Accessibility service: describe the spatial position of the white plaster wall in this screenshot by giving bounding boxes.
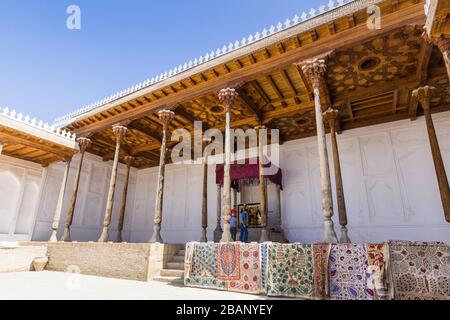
[32,152,138,243]
[0,156,44,241]
[128,111,450,244]
[2,111,449,244]
[281,111,450,244]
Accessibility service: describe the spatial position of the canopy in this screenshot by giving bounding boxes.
[216,159,282,190]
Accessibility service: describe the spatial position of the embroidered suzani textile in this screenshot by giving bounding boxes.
[267,243,315,299]
[217,243,241,281]
[329,244,371,300]
[313,244,331,299]
[184,242,226,290]
[227,242,264,294]
[366,244,393,300]
[389,242,450,300]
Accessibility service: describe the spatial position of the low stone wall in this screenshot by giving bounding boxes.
[0,244,48,272]
[20,242,183,282]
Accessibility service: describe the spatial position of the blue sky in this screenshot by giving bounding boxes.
[0,0,324,123]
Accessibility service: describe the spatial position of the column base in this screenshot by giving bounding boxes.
[323,219,338,243]
[116,231,123,243]
[49,230,58,243]
[200,228,208,242]
[98,227,109,243]
[213,227,223,243]
[220,223,232,243]
[149,224,164,243]
[259,228,270,243]
[60,228,71,242]
[339,226,351,243]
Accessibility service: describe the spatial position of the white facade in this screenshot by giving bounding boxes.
[1,111,449,244]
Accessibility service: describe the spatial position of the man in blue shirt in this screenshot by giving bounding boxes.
[230,209,237,242]
[239,206,249,243]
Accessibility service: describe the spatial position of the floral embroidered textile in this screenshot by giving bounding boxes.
[217,243,241,280]
[228,242,263,294]
[389,242,450,300]
[329,244,370,300]
[267,243,315,299]
[184,242,226,290]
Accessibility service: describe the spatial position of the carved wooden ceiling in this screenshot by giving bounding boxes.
[62,0,450,169]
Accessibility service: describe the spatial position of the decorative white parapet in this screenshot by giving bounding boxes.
[0,107,77,149]
[54,0,366,126]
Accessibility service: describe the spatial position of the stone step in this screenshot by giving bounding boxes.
[171,255,185,263]
[167,262,184,270]
[153,276,184,285]
[160,269,185,278]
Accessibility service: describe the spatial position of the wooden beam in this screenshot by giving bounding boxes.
[128,122,162,144]
[267,75,284,99]
[281,69,298,96]
[70,5,425,134]
[236,88,263,124]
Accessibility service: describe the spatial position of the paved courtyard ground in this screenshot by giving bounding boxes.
[0,272,279,300]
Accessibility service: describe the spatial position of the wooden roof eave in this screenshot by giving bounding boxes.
[68,1,426,135]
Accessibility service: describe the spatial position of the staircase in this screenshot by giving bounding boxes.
[153,248,185,285]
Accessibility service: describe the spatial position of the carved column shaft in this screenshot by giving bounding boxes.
[98,125,128,242]
[200,159,208,242]
[219,88,238,242]
[116,156,133,243]
[49,157,72,242]
[413,86,450,223]
[150,110,175,243]
[214,183,223,242]
[302,59,338,243]
[61,137,91,242]
[256,126,269,242]
[324,108,350,243]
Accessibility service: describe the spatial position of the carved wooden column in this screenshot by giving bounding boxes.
[200,159,209,242]
[273,184,286,242]
[413,86,450,223]
[219,88,238,242]
[433,36,450,82]
[302,59,338,243]
[324,108,350,243]
[150,110,175,243]
[61,137,91,242]
[213,183,223,242]
[49,157,72,242]
[256,125,269,242]
[98,125,128,242]
[116,155,134,243]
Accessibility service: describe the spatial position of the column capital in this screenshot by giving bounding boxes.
[124,155,134,166]
[301,59,327,88]
[432,35,450,54]
[157,110,175,127]
[412,86,436,111]
[323,108,339,129]
[218,88,239,112]
[254,125,267,131]
[77,137,92,153]
[112,125,128,141]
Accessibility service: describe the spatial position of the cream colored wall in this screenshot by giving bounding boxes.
[0,156,44,241]
[2,111,450,244]
[32,152,138,242]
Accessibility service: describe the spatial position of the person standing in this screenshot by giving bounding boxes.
[240,205,249,243]
[230,209,237,242]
